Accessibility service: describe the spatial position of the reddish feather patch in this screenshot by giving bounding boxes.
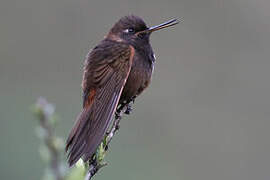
[84,89,96,108]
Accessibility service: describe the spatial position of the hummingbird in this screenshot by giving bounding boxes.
[66,15,178,166]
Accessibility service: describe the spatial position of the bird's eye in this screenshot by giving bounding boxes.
[124,28,135,33]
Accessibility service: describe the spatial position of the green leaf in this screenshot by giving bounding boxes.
[66,159,87,180]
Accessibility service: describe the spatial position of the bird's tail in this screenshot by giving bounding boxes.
[66,84,123,166]
[65,107,93,166]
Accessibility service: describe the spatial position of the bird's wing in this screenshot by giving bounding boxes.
[66,40,134,166]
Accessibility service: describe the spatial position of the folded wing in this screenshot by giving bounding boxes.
[66,40,134,166]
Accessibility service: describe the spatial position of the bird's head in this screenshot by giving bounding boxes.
[107,15,179,47]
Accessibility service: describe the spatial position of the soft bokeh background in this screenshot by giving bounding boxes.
[1,0,270,179]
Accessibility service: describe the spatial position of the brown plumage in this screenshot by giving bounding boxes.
[66,15,178,166]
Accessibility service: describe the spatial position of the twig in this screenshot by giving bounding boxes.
[34,97,64,180]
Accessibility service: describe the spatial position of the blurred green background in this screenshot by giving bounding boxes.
[1,0,270,179]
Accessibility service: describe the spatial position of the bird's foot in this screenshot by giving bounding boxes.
[124,96,136,115]
[124,104,132,114]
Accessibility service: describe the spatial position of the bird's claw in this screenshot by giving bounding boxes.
[124,104,132,114]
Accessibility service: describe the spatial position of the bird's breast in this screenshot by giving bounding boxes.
[120,51,154,102]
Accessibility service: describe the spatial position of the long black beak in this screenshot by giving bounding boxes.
[137,18,179,35]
